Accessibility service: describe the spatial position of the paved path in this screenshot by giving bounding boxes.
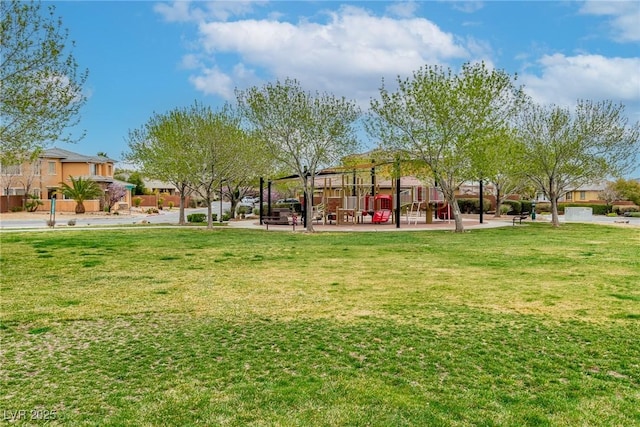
[2,209,638,232]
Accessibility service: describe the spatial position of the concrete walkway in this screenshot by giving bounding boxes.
[2,209,638,232]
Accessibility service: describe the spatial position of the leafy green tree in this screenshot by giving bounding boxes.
[237,78,361,231]
[126,106,197,225]
[367,62,524,232]
[518,100,640,226]
[58,176,103,214]
[611,178,640,206]
[188,103,243,228]
[1,0,88,165]
[475,128,529,217]
[219,130,273,219]
[123,171,146,196]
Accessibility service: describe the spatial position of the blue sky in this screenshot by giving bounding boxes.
[52,1,640,176]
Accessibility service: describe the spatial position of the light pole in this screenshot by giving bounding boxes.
[531,199,537,220]
[303,166,309,228]
[479,179,484,224]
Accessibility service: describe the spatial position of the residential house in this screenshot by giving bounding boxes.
[1,147,133,213]
[559,181,607,203]
[143,179,179,195]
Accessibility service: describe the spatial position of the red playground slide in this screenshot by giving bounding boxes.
[372,209,391,224]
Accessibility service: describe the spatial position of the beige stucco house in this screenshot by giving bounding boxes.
[1,148,133,213]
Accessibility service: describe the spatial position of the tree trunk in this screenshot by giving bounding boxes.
[452,199,464,232]
[178,194,186,225]
[206,198,214,229]
[550,196,560,227]
[439,180,464,233]
[494,186,502,218]
[305,187,314,232]
[75,202,85,214]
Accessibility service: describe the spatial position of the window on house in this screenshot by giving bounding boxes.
[579,191,586,200]
[566,192,573,201]
[33,160,41,176]
[0,164,21,175]
[89,163,97,175]
[107,164,112,176]
[48,162,56,175]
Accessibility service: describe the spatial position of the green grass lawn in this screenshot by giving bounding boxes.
[1,224,639,426]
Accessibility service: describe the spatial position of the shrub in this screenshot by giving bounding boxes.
[25,195,43,212]
[499,205,511,215]
[502,200,522,214]
[237,205,249,215]
[534,202,551,214]
[456,198,474,214]
[187,213,206,223]
[628,212,640,218]
[10,206,24,212]
[456,198,492,214]
[133,197,142,207]
[222,212,231,221]
[520,200,533,213]
[614,206,639,215]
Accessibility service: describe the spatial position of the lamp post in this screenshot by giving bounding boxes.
[303,166,308,229]
[479,179,484,224]
[531,199,537,220]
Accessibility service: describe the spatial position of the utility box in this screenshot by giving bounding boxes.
[565,207,593,222]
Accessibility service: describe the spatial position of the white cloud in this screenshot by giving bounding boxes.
[153,1,196,23]
[579,0,640,42]
[189,5,470,103]
[521,54,640,110]
[386,1,420,18]
[180,53,202,70]
[154,1,265,23]
[189,66,235,98]
[450,1,485,14]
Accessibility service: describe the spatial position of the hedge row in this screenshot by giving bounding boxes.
[499,200,533,214]
[456,198,492,214]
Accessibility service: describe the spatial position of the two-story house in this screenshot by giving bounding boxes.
[1,147,132,213]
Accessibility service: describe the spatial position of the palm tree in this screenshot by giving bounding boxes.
[58,176,104,214]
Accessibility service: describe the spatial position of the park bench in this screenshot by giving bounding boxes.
[263,208,298,230]
[512,211,530,225]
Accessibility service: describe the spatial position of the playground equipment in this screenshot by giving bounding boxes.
[406,201,425,225]
[436,202,452,220]
[372,194,392,224]
[260,161,452,228]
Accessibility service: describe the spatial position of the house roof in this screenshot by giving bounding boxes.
[112,179,136,190]
[571,181,608,191]
[41,147,115,163]
[143,179,178,190]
